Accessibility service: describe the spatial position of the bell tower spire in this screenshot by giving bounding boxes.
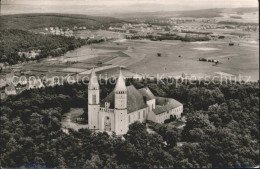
[114,68,128,135]
[115,68,127,93]
[88,68,99,90]
[88,68,100,130]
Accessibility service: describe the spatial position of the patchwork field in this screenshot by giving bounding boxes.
[122,39,258,81]
[15,32,258,82]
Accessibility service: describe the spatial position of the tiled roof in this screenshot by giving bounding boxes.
[152,97,182,115]
[101,85,147,113]
[138,87,155,101]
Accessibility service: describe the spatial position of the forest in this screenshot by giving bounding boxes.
[1,78,259,168]
[0,13,124,30]
[126,34,210,42]
[0,29,104,65]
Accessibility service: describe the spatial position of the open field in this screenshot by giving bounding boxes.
[14,34,258,82]
[7,17,258,82]
[123,39,258,81]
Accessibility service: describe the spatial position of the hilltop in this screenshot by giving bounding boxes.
[0,13,126,30]
[111,7,258,19]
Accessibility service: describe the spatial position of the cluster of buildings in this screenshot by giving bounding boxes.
[88,69,183,135]
[0,70,62,99]
[40,27,74,36]
[109,21,218,38]
[241,25,259,32]
[169,18,196,24]
[73,26,87,30]
[17,50,41,59]
[108,23,169,36]
[200,18,217,24]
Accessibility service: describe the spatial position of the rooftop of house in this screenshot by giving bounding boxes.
[152,97,183,115]
[138,87,155,101]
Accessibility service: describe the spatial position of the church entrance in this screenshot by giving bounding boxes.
[104,116,111,131]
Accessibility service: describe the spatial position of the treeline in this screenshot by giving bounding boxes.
[126,34,210,42]
[181,30,213,35]
[1,78,259,168]
[218,21,259,26]
[0,29,104,65]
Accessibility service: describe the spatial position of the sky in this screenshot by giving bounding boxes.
[1,0,259,15]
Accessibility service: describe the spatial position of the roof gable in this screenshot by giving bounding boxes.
[138,87,155,101]
[153,97,182,115]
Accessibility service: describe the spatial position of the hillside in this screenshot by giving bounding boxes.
[0,13,126,30]
[112,7,258,19]
[0,29,91,65]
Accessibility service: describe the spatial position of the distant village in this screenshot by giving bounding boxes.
[107,18,258,39]
[35,17,258,42]
[0,70,65,99]
[39,26,74,36]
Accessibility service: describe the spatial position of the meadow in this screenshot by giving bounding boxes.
[16,35,259,82]
[124,39,259,81]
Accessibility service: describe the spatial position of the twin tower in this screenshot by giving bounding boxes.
[88,68,128,135]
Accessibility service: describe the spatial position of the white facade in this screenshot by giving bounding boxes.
[88,69,100,130]
[88,69,183,135]
[148,105,183,124]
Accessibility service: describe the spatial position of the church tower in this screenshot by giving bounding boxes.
[88,68,100,130]
[114,69,128,135]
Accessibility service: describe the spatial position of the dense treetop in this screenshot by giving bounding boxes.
[0,29,103,65]
[0,13,125,30]
[1,79,259,168]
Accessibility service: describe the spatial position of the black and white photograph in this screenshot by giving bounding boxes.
[0,0,259,168]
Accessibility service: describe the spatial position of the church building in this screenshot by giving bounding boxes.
[88,69,183,135]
